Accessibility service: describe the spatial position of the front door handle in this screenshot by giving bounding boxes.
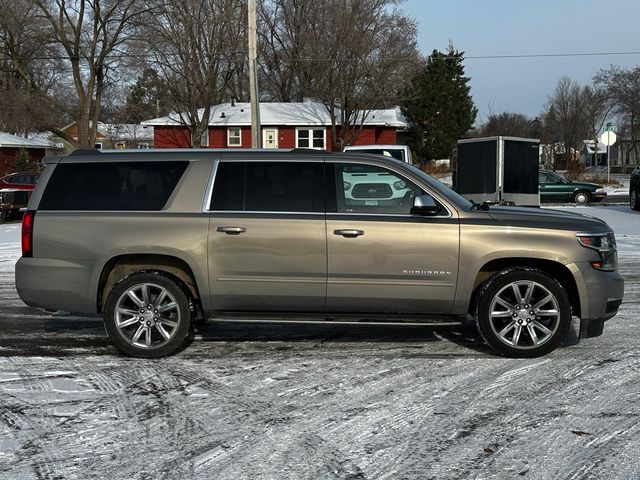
[333,229,364,238]
[216,226,247,235]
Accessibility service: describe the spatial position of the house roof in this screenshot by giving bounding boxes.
[59,122,154,141]
[0,131,53,149]
[583,140,607,154]
[142,101,408,129]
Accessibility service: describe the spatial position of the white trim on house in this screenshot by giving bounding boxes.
[227,127,242,147]
[295,127,326,150]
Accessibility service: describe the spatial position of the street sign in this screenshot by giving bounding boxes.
[599,131,617,146]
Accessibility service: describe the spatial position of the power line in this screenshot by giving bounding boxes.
[2,50,640,62]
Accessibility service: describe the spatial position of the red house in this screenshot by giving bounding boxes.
[0,132,52,177]
[142,101,407,151]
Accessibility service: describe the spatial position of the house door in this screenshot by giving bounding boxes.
[262,129,279,148]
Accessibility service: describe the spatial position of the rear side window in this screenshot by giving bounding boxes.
[210,161,324,212]
[39,161,188,210]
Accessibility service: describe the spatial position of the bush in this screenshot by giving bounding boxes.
[564,158,584,180]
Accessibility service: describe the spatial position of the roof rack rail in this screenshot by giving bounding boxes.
[289,148,329,154]
[69,149,102,156]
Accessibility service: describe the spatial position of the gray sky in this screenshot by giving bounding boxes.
[403,0,640,124]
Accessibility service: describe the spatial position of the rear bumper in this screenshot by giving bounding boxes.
[15,257,97,313]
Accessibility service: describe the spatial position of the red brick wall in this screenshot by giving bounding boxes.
[0,147,46,177]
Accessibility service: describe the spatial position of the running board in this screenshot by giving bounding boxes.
[205,314,466,328]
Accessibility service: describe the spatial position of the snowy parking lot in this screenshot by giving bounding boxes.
[1,205,640,479]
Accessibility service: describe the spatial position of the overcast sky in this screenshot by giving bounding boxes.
[403,0,640,124]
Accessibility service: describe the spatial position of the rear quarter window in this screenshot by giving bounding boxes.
[39,161,188,210]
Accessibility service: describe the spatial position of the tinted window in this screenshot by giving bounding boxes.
[333,163,424,214]
[211,162,244,210]
[210,161,324,212]
[39,161,188,210]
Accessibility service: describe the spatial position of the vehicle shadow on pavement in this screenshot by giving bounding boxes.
[188,319,495,357]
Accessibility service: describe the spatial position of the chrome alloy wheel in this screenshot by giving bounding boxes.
[114,283,181,349]
[488,280,561,349]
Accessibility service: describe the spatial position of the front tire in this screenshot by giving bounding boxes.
[630,189,640,211]
[104,272,191,358]
[475,268,571,358]
[572,190,590,205]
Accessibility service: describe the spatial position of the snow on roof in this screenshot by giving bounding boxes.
[142,101,407,129]
[0,131,53,148]
[98,123,154,141]
[583,140,607,154]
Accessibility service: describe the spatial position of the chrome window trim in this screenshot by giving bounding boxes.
[201,161,220,213]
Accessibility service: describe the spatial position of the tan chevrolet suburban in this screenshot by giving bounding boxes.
[15,149,623,358]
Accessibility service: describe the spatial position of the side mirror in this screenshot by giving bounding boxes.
[411,194,440,216]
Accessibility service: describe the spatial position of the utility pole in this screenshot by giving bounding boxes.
[248,0,261,148]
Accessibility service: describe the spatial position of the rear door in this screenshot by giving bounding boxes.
[207,158,327,311]
[325,161,460,314]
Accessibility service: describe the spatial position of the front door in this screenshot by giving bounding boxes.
[325,162,460,314]
[208,159,326,311]
[262,129,279,149]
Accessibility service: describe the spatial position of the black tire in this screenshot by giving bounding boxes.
[104,272,191,358]
[572,190,590,205]
[630,189,640,211]
[475,268,571,358]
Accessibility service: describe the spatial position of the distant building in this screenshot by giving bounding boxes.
[141,101,407,150]
[0,132,53,177]
[580,140,609,167]
[53,122,155,151]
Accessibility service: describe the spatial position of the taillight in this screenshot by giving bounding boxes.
[21,210,35,257]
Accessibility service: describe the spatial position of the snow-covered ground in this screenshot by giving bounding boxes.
[0,206,639,479]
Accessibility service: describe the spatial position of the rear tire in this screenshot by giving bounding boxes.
[475,268,571,358]
[630,189,640,211]
[104,272,191,358]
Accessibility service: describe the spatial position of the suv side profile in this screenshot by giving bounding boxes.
[16,150,623,358]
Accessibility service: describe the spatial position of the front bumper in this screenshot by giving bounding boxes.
[572,262,624,338]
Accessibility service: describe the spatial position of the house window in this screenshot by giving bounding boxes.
[296,128,325,150]
[200,129,209,147]
[116,142,126,149]
[137,143,150,149]
[227,127,241,147]
[94,143,102,150]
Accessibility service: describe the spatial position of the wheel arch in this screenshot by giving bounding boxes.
[97,254,202,313]
[469,258,580,318]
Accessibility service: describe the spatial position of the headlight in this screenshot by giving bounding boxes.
[576,232,617,271]
[595,187,605,194]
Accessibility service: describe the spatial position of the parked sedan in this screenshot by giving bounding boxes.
[630,165,640,211]
[539,170,606,204]
[0,172,41,190]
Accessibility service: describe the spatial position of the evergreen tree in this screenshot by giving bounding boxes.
[402,46,477,162]
[124,68,171,123]
[15,148,29,172]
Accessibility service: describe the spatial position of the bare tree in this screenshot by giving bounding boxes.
[260,0,421,150]
[139,0,246,147]
[542,77,592,169]
[594,65,640,164]
[474,112,541,138]
[1,0,146,147]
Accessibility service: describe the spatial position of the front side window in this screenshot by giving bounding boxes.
[296,128,325,150]
[210,161,324,212]
[227,128,241,147]
[332,163,427,215]
[39,161,189,211]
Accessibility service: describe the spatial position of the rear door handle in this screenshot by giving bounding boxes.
[216,226,247,235]
[333,229,364,238]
